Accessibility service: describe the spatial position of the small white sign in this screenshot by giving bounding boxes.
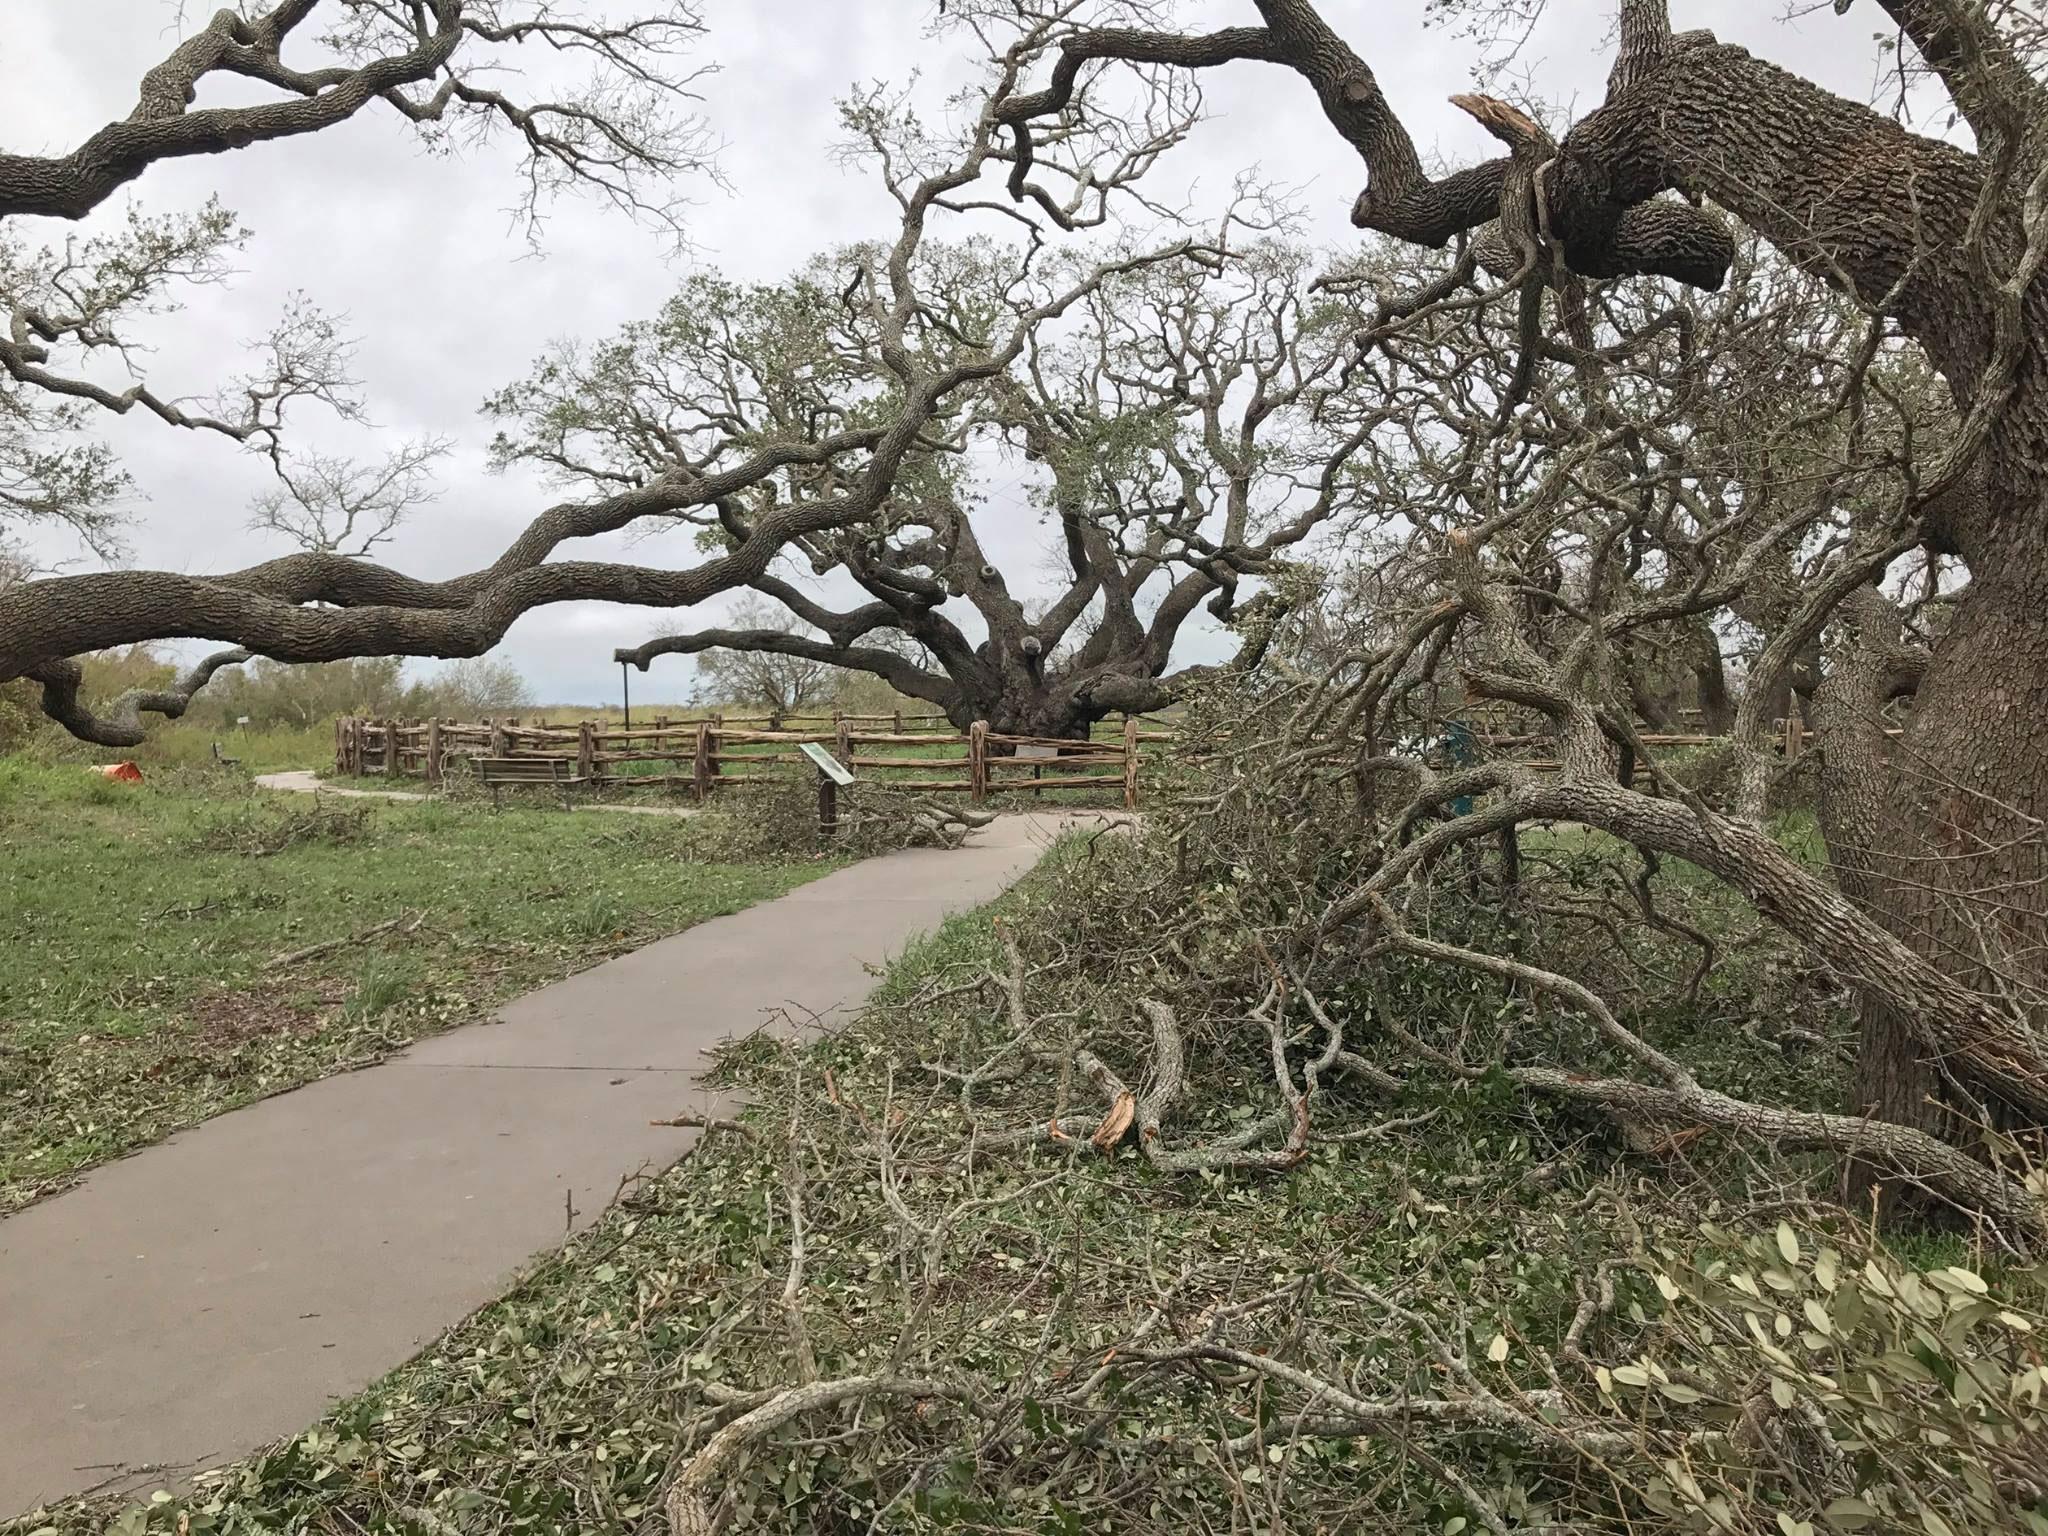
[799,741,855,785]
[1016,743,1061,760]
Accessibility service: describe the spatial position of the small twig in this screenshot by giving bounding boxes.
[260,910,423,971]
[147,898,221,923]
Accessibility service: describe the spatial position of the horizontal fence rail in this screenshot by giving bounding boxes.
[334,712,1150,808]
[333,706,1834,810]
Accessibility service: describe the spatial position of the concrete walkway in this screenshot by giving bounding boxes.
[255,768,699,818]
[0,814,1084,1517]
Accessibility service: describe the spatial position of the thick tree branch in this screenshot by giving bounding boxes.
[617,624,952,707]
[27,647,251,747]
[0,3,466,220]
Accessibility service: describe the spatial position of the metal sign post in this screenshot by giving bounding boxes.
[799,740,856,836]
[620,661,632,727]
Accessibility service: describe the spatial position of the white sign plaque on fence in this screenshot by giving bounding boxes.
[799,741,856,785]
[1015,743,1061,761]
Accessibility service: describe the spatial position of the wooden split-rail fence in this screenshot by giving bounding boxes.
[332,705,1828,809]
[334,711,1149,808]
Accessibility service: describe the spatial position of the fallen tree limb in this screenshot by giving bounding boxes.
[1367,905,2048,1249]
[260,910,423,971]
[663,1375,960,1533]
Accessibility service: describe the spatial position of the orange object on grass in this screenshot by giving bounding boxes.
[91,762,144,783]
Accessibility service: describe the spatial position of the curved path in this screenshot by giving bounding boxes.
[256,768,699,817]
[0,813,1087,1516]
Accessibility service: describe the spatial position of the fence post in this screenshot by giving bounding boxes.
[693,721,712,800]
[836,716,854,771]
[490,715,508,759]
[892,707,902,733]
[1782,713,1803,761]
[1122,716,1140,810]
[969,721,988,806]
[577,720,597,785]
[426,719,443,785]
[380,719,396,776]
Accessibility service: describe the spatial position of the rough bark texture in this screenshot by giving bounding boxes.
[1812,589,1951,1204]
[1857,531,2048,1148]
[1008,0,2048,1219]
[1627,28,2048,1175]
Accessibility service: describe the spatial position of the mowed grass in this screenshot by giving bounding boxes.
[0,757,837,1212]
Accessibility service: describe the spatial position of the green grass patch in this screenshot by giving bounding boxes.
[0,757,837,1212]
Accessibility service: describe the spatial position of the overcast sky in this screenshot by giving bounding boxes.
[1,1,1902,706]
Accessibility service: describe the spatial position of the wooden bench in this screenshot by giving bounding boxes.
[473,756,589,808]
[211,741,242,769]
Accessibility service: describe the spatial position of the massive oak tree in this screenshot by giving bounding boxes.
[610,242,1376,737]
[986,0,2048,1205]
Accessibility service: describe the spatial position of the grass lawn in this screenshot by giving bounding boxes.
[0,757,837,1213]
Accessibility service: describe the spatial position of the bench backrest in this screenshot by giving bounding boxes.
[474,757,572,781]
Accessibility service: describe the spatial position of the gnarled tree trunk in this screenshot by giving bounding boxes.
[1852,510,2048,1166]
[991,0,2048,1221]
